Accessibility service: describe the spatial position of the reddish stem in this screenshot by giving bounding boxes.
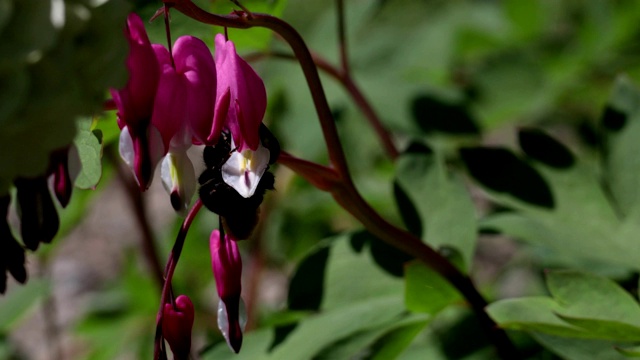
[154,199,203,360]
[245,50,399,160]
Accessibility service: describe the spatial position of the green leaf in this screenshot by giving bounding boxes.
[546,270,640,341]
[73,119,103,189]
[395,152,477,270]
[268,295,405,360]
[0,279,49,331]
[371,315,431,360]
[321,235,402,310]
[200,328,274,360]
[479,159,640,269]
[532,333,631,360]
[603,76,640,216]
[404,260,461,315]
[616,345,640,357]
[487,297,588,338]
[316,314,430,360]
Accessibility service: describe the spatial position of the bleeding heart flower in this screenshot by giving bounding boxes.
[210,229,245,353]
[211,33,267,152]
[109,13,162,190]
[162,295,195,360]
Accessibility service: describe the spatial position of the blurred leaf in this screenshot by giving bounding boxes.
[370,315,430,360]
[532,333,630,360]
[201,328,274,360]
[0,279,49,331]
[489,270,640,344]
[76,254,157,360]
[404,260,461,315]
[603,76,640,216]
[268,295,405,360]
[315,314,428,360]
[487,297,589,338]
[616,345,640,357]
[502,0,545,40]
[547,270,640,341]
[395,151,477,270]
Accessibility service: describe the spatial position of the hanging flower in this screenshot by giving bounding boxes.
[153,35,216,212]
[109,13,162,191]
[162,294,195,360]
[210,229,245,353]
[211,33,267,152]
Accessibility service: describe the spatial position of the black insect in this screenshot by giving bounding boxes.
[198,125,280,240]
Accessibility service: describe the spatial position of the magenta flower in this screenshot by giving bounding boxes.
[162,295,195,360]
[210,229,245,353]
[152,36,216,212]
[152,36,217,149]
[109,13,162,191]
[211,34,267,152]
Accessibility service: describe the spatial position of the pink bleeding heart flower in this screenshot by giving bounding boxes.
[210,229,245,353]
[153,36,216,212]
[162,295,195,360]
[109,13,162,191]
[152,36,217,149]
[211,33,267,152]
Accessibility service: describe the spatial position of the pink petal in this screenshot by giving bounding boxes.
[210,229,242,301]
[172,36,217,145]
[162,295,194,360]
[113,14,159,126]
[214,34,266,151]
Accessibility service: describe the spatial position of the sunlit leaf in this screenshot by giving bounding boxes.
[395,151,477,270]
[73,119,103,189]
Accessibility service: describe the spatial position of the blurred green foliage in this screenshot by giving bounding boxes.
[5,0,640,359]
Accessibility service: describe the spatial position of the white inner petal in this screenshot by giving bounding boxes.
[118,126,134,169]
[221,140,270,198]
[161,149,196,214]
[217,299,247,352]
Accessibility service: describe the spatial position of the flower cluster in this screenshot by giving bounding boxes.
[110,13,278,357]
[110,14,270,214]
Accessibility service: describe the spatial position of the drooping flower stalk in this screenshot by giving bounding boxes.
[154,200,203,360]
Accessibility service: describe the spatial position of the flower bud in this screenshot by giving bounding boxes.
[162,295,194,360]
[210,229,244,352]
